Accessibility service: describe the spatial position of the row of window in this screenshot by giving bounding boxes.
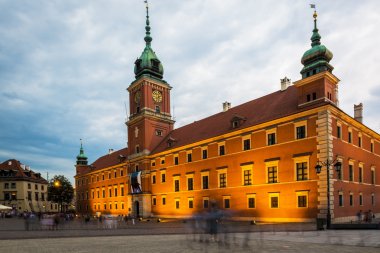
[78,184,126,200]
[77,169,125,186]
[26,191,45,201]
[152,161,310,191]
[151,192,309,209]
[338,192,376,207]
[3,182,45,191]
[339,164,376,184]
[77,202,126,211]
[152,125,307,167]
[336,124,376,153]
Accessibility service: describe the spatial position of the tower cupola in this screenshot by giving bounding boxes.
[300,10,333,79]
[76,139,88,166]
[134,1,164,79]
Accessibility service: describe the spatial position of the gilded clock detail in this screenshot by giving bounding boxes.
[152,90,162,102]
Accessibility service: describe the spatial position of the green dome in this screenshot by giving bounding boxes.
[76,142,88,165]
[300,12,334,79]
[134,4,164,79]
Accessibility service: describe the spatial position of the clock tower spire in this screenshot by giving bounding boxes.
[127,2,174,162]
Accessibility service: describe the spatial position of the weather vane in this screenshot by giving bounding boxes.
[310,4,317,19]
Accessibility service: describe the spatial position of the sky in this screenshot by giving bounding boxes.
[1,0,380,183]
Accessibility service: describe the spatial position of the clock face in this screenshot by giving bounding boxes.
[152,90,162,102]
[134,91,141,103]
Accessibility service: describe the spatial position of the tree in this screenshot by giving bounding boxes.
[48,175,74,213]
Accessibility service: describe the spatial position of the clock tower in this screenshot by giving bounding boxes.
[126,3,174,165]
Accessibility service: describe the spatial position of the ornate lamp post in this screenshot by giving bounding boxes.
[315,158,342,229]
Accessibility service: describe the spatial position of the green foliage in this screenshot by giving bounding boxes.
[47,175,74,205]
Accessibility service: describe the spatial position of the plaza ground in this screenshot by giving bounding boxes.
[0,217,379,252]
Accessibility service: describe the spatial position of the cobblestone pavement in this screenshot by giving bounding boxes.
[0,217,379,252]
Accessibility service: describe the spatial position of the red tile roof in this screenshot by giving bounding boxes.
[90,147,128,171]
[0,159,48,183]
[151,85,329,154]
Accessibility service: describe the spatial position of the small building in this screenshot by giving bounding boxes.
[0,159,59,213]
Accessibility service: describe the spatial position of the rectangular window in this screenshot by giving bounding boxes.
[298,195,307,208]
[349,165,354,181]
[223,197,230,209]
[4,183,9,189]
[102,189,105,198]
[350,193,354,206]
[267,133,276,145]
[152,196,156,206]
[174,179,180,192]
[243,139,251,150]
[337,163,343,180]
[162,196,166,205]
[41,193,45,201]
[348,131,352,143]
[28,183,31,189]
[372,193,375,206]
[296,125,306,139]
[371,141,374,153]
[175,199,180,209]
[337,125,341,139]
[152,175,156,184]
[338,192,344,207]
[174,156,179,165]
[219,145,225,156]
[359,193,363,206]
[296,162,308,181]
[371,168,375,185]
[120,169,124,177]
[161,158,165,165]
[267,166,278,183]
[202,149,208,159]
[202,175,209,189]
[270,194,279,208]
[114,188,118,197]
[109,189,112,197]
[187,177,194,191]
[247,195,256,209]
[187,153,192,163]
[203,198,209,209]
[161,171,166,183]
[11,183,16,189]
[358,136,362,147]
[188,198,194,209]
[35,192,39,201]
[219,173,226,188]
[121,186,124,196]
[243,170,252,185]
[358,166,363,183]
[35,184,38,190]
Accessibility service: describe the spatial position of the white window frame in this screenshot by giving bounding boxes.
[242,135,251,151]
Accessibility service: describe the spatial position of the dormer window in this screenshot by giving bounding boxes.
[167,137,176,148]
[230,115,246,129]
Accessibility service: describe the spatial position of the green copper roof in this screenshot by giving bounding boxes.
[300,11,333,79]
[76,141,88,165]
[134,3,164,79]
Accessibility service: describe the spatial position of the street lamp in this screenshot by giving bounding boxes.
[315,157,342,229]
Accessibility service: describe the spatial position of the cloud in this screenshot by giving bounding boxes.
[1,0,380,183]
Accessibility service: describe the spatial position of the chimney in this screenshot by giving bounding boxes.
[354,103,363,123]
[280,77,291,91]
[108,149,114,154]
[223,102,231,112]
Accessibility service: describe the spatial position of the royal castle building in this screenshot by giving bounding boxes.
[75,6,380,223]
